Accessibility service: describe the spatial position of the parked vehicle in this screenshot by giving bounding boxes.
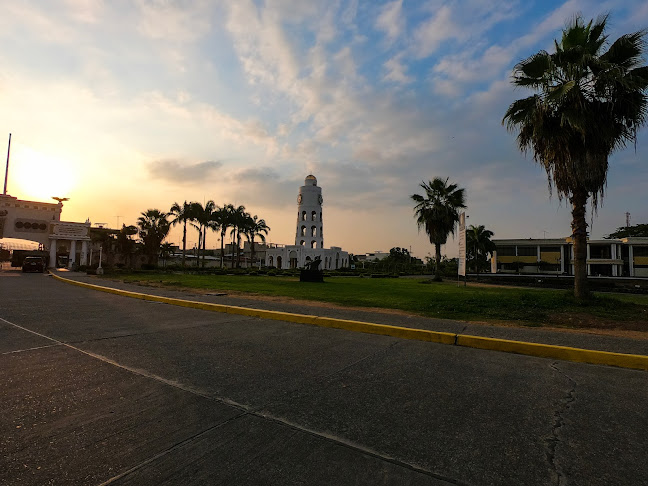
[22,256,46,273]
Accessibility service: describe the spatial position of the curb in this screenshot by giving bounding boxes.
[51,274,648,371]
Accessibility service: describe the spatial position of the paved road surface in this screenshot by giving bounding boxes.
[1,270,647,485]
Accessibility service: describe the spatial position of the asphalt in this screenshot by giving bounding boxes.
[2,269,648,485]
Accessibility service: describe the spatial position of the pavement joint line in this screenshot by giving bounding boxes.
[97,412,251,486]
[250,411,467,485]
[0,315,253,414]
[51,274,648,372]
[1,316,459,483]
[1,343,63,355]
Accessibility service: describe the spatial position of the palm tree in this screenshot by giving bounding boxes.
[213,204,233,268]
[159,242,175,268]
[244,215,270,267]
[411,177,466,281]
[503,15,648,300]
[188,201,216,268]
[137,209,171,266]
[466,225,496,278]
[169,201,193,267]
[228,205,248,268]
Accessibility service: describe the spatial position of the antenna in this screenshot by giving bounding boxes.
[625,212,631,228]
[3,133,11,195]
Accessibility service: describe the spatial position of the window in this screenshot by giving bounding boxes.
[300,240,305,246]
[517,246,536,257]
[633,246,648,257]
[311,241,316,248]
[311,226,317,237]
[301,211,307,221]
[301,226,306,237]
[497,246,516,256]
[311,211,317,221]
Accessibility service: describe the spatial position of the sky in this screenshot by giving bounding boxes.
[1,0,647,259]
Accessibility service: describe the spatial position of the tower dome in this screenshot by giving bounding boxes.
[305,174,317,186]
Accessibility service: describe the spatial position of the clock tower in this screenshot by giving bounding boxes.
[295,174,324,249]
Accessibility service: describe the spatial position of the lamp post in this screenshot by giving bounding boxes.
[97,245,104,275]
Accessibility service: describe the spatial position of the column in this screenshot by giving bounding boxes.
[68,240,77,269]
[49,239,57,268]
[586,242,591,276]
[80,241,88,266]
[611,244,617,277]
[629,245,634,277]
[560,246,565,274]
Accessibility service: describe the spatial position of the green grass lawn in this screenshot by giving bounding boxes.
[110,273,648,330]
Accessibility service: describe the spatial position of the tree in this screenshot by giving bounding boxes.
[169,201,193,267]
[228,205,248,268]
[189,201,216,268]
[411,177,466,281]
[503,15,648,300]
[137,209,170,266]
[213,204,233,268]
[466,225,496,277]
[389,247,411,262]
[606,223,648,239]
[244,215,270,267]
[115,224,138,269]
[159,242,175,268]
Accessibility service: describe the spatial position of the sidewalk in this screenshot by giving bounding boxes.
[53,271,648,357]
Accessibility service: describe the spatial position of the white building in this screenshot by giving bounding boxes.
[0,194,90,268]
[491,237,648,277]
[266,175,349,270]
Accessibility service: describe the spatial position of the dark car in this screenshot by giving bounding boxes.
[22,256,46,273]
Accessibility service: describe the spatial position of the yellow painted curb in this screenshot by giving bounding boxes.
[51,273,648,371]
[456,335,648,371]
[313,316,456,345]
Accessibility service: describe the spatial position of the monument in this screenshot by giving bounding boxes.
[266,174,349,270]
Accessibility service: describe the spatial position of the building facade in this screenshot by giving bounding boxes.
[266,175,349,270]
[0,194,91,268]
[491,237,648,277]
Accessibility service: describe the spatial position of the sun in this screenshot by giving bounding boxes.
[9,146,77,202]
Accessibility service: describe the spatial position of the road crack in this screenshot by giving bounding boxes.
[546,362,577,485]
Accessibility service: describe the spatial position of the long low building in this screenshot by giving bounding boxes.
[491,237,648,277]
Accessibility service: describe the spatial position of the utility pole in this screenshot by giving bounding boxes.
[3,133,11,195]
[625,212,631,228]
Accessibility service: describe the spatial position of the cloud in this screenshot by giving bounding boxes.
[383,53,412,84]
[148,159,223,183]
[136,0,211,42]
[375,0,404,44]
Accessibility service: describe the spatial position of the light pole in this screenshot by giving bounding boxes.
[97,245,104,275]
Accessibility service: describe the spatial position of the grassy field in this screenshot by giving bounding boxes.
[111,273,648,331]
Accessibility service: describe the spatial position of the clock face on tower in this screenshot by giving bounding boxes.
[297,194,302,204]
[318,194,323,204]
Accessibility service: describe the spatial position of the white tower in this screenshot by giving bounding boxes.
[295,174,324,249]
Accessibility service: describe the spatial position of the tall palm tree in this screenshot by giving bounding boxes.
[244,215,270,267]
[197,200,217,268]
[411,177,466,281]
[188,201,216,268]
[228,205,248,268]
[466,225,496,278]
[169,201,192,267]
[213,204,233,268]
[503,15,648,300]
[137,209,171,266]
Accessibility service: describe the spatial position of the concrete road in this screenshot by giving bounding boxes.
[1,270,647,485]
